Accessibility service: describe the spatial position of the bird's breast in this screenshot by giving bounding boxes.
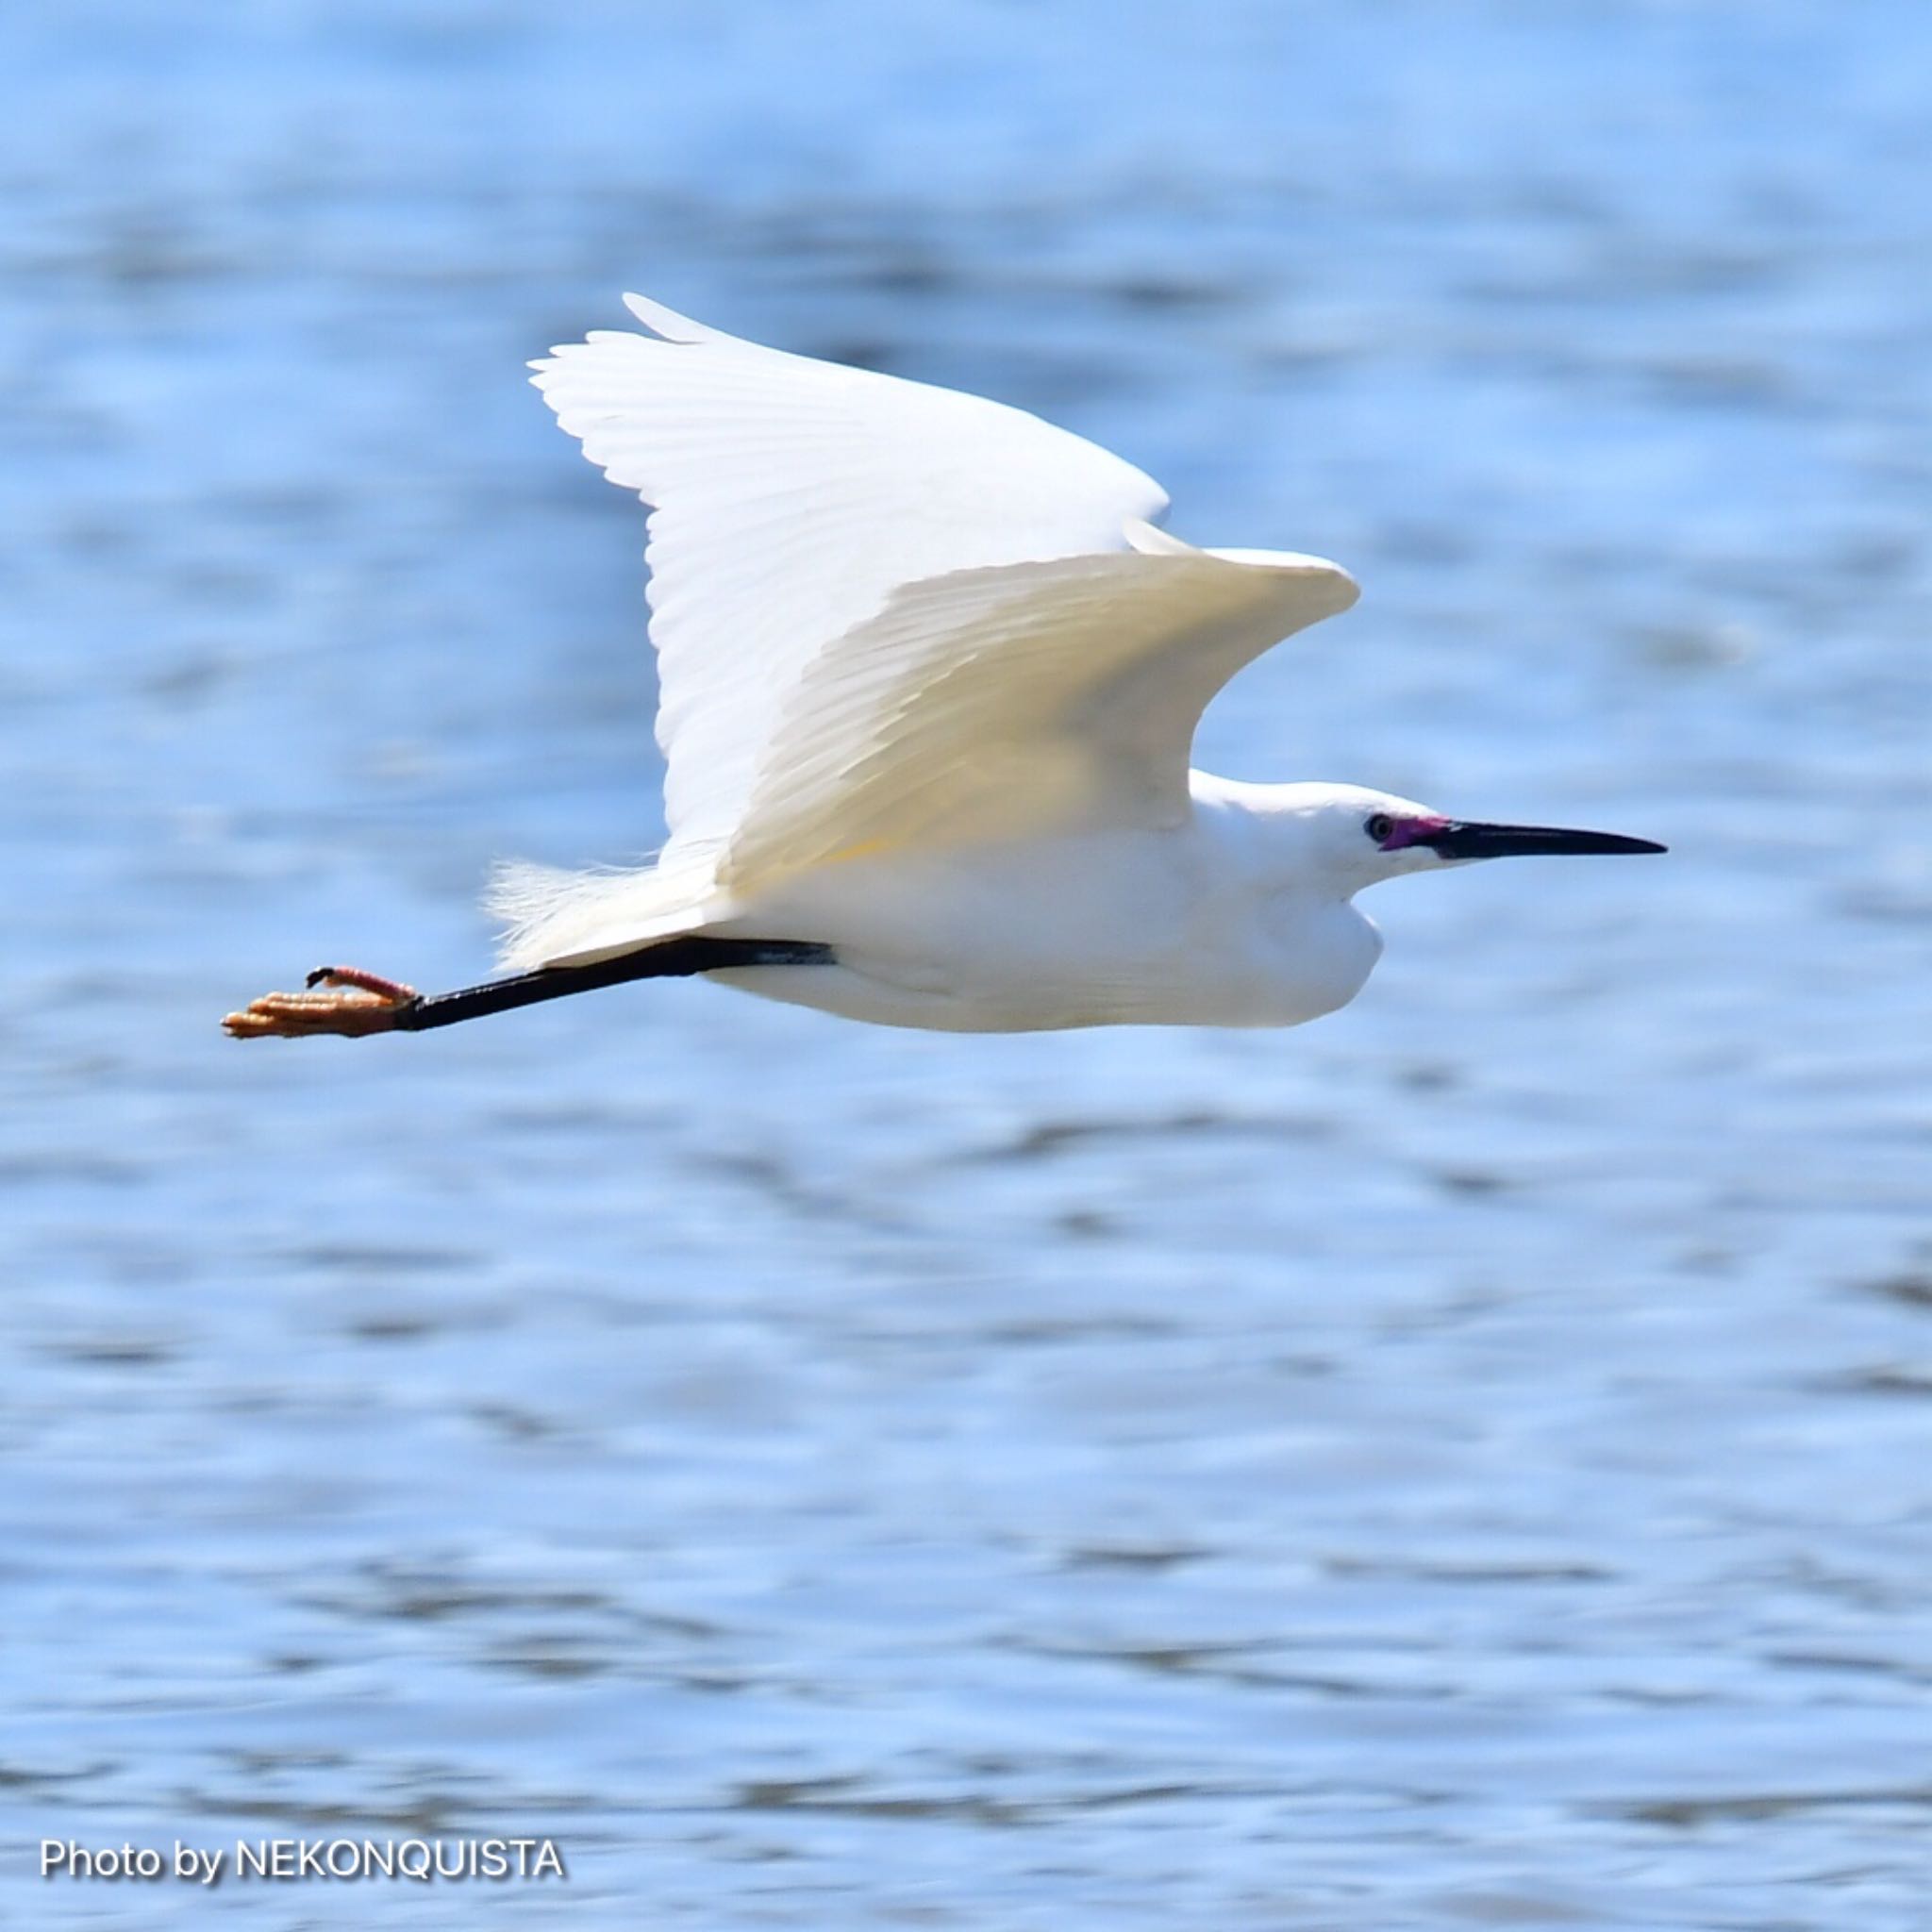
[714,830,1382,1032]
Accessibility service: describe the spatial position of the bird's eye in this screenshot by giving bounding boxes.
[1365,813,1395,843]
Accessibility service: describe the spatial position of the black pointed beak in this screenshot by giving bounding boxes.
[1420,821,1667,860]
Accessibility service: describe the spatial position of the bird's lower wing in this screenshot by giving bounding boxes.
[719,540,1358,895]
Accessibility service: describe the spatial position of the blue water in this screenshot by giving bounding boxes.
[4,2,1930,1924]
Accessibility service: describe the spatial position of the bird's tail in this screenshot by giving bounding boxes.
[485,858,727,973]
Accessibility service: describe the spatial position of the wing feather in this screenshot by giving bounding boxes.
[532,296,1170,865]
[721,544,1357,892]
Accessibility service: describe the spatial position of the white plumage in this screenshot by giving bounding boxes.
[493,292,1357,987]
[225,292,1660,1044]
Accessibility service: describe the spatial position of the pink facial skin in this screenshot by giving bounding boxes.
[1378,813,1451,852]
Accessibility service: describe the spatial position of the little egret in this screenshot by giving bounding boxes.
[225,294,1661,1041]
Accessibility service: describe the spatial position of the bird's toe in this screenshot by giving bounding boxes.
[222,982,415,1040]
[303,965,420,1001]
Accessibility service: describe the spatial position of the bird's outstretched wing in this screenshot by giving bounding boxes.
[722,535,1357,893]
[533,294,1171,868]
[510,295,1355,967]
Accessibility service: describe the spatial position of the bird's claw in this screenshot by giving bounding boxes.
[223,967,420,1040]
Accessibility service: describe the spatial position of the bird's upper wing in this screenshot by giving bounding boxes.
[719,533,1357,893]
[533,294,1172,867]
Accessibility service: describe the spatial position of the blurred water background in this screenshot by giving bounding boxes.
[3,2,1930,1925]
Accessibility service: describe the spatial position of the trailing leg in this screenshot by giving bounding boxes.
[222,939,835,1040]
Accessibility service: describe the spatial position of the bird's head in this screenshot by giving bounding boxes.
[1264,783,1666,895]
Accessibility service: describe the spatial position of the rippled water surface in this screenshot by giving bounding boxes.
[4,2,1931,1924]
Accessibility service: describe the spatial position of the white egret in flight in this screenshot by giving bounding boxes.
[225,294,1660,1041]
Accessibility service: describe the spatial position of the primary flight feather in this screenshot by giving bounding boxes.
[225,293,1659,1042]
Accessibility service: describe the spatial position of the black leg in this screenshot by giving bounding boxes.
[225,938,835,1039]
[392,938,836,1030]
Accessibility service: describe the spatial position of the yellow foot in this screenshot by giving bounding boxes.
[223,966,420,1040]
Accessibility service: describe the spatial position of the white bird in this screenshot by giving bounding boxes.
[225,292,1661,1042]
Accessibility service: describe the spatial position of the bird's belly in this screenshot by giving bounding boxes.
[708,836,1367,1033]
